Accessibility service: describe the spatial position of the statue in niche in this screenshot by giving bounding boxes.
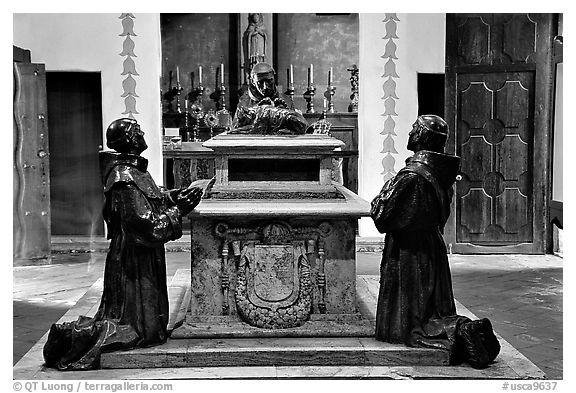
[42,118,203,371]
[232,62,310,135]
[243,13,268,72]
[370,114,501,369]
[238,15,269,108]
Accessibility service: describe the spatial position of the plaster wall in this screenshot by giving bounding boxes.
[358,13,446,237]
[13,13,164,184]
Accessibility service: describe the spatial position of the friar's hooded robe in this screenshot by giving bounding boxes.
[43,151,183,370]
[370,149,469,364]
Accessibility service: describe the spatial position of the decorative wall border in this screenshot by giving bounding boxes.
[380,14,400,182]
[119,13,139,119]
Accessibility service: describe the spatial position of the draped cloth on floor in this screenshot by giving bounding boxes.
[370,150,469,364]
[43,152,183,370]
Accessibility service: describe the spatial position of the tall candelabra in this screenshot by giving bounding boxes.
[216,84,227,111]
[324,85,336,113]
[285,65,296,110]
[175,80,183,113]
[304,84,316,114]
[188,84,205,142]
[324,67,336,113]
[163,70,184,113]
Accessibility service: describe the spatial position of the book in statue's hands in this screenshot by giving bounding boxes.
[187,177,216,196]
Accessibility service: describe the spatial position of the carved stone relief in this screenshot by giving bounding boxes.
[214,221,332,328]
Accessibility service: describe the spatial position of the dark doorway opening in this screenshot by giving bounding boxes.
[46,72,104,236]
[417,73,445,118]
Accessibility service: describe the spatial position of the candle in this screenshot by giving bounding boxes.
[198,66,203,85]
[220,63,224,85]
[176,66,180,84]
[290,64,294,85]
[307,67,311,86]
[310,64,314,85]
[328,67,333,86]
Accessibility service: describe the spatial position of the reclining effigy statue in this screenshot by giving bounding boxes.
[231,101,308,135]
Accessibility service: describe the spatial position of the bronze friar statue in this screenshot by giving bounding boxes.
[245,62,287,108]
[43,118,202,370]
[370,114,500,369]
[231,62,309,135]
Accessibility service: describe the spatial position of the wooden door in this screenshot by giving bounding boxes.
[13,62,51,262]
[445,14,556,254]
[46,72,104,236]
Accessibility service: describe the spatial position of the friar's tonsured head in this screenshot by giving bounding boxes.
[106,118,148,155]
[407,114,449,153]
[249,62,277,101]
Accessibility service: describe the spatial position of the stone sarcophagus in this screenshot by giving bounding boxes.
[173,133,371,337]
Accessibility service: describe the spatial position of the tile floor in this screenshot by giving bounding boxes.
[13,251,563,379]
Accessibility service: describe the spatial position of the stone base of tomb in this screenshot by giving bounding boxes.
[171,314,373,339]
[13,273,546,379]
[99,337,450,369]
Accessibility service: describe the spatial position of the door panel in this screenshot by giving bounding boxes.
[13,62,51,261]
[455,72,534,245]
[445,13,555,254]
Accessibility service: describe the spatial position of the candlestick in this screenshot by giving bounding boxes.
[284,65,295,109]
[304,84,316,114]
[198,66,203,85]
[324,84,336,113]
[310,64,314,85]
[220,63,224,85]
[183,98,191,141]
[175,76,183,114]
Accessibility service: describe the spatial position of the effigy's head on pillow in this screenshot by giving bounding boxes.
[231,105,309,135]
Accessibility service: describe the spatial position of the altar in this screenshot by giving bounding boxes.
[171,132,372,341]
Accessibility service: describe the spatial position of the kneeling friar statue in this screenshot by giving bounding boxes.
[370,114,501,369]
[43,118,203,371]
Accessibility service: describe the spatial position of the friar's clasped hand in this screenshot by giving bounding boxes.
[176,186,203,216]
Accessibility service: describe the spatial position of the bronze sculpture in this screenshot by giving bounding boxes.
[246,62,287,108]
[42,118,202,370]
[231,104,308,135]
[370,115,500,369]
[231,62,309,135]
